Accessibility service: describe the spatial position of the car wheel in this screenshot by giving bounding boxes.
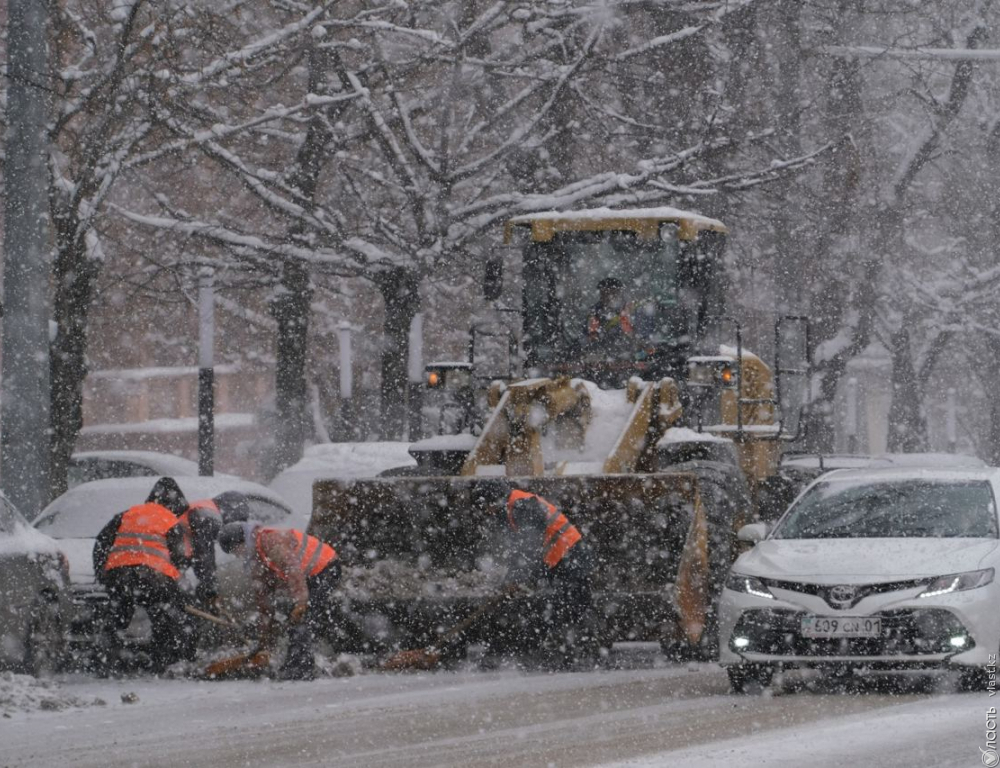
[26,599,66,677]
[960,668,989,692]
[727,664,774,694]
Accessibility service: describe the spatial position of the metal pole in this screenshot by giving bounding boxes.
[338,322,353,400]
[946,387,957,454]
[407,313,424,440]
[197,268,215,475]
[845,377,858,453]
[337,322,352,437]
[1,0,52,514]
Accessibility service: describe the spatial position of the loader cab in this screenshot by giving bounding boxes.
[499,209,728,387]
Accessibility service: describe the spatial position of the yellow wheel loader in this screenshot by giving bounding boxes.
[310,208,809,659]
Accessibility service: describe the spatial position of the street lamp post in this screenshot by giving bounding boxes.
[198,268,215,476]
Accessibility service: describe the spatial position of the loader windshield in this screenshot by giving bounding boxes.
[522,228,723,380]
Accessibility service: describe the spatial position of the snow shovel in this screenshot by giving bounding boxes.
[203,648,271,680]
[381,584,526,672]
[184,605,239,629]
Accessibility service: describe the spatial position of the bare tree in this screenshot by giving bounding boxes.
[119,0,831,468]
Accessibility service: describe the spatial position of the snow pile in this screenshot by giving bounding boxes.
[657,426,731,447]
[317,653,363,678]
[0,672,106,715]
[410,434,478,452]
[341,560,504,601]
[546,381,635,471]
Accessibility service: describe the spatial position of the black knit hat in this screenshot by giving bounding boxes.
[146,477,189,517]
[218,522,250,554]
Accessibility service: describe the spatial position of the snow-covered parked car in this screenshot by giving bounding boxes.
[761,452,989,522]
[268,441,416,520]
[0,491,70,675]
[720,467,1000,692]
[67,450,217,489]
[32,476,298,664]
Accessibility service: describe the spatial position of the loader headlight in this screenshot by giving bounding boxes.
[726,572,775,600]
[918,568,994,598]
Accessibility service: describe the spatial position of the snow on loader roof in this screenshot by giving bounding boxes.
[504,206,728,243]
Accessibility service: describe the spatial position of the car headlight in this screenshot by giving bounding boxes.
[726,572,775,600]
[919,568,994,599]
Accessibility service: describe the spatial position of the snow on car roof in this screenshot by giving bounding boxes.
[71,450,201,475]
[782,452,986,470]
[34,476,296,538]
[268,441,417,518]
[812,466,1000,484]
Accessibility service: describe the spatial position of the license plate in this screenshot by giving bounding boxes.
[800,616,881,638]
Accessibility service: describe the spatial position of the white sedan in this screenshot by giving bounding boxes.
[719,467,1000,692]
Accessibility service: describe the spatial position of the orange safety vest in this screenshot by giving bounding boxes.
[104,503,181,581]
[506,490,582,569]
[256,528,337,580]
[178,499,222,559]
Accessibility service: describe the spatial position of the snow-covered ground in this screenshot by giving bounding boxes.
[1,652,990,767]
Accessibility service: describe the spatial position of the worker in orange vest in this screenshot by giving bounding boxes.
[471,479,598,667]
[586,277,634,348]
[93,477,193,674]
[218,523,340,680]
[176,495,226,608]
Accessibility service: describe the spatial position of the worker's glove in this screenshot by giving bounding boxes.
[204,595,223,613]
[502,582,528,598]
[289,603,308,625]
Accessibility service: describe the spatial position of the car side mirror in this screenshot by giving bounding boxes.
[737,522,768,544]
[483,257,503,301]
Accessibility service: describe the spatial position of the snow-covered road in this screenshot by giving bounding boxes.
[0,660,990,767]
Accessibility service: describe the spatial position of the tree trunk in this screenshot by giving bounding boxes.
[376,267,419,439]
[267,38,335,476]
[886,327,927,452]
[49,218,101,499]
[983,336,1000,465]
[270,261,313,475]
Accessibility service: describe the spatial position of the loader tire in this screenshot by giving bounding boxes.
[663,461,750,662]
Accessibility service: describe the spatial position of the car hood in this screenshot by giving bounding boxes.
[55,537,238,591]
[735,537,1000,582]
[57,538,97,585]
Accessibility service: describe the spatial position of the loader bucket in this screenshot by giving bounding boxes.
[311,471,737,652]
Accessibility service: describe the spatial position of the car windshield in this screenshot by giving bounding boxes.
[0,494,29,534]
[68,459,158,488]
[773,479,999,539]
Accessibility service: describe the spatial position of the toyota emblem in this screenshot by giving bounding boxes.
[828,585,858,608]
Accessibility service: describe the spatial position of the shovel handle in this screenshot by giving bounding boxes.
[434,583,527,646]
[184,604,239,629]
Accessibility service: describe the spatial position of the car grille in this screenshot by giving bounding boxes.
[760,577,927,610]
[730,608,973,657]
